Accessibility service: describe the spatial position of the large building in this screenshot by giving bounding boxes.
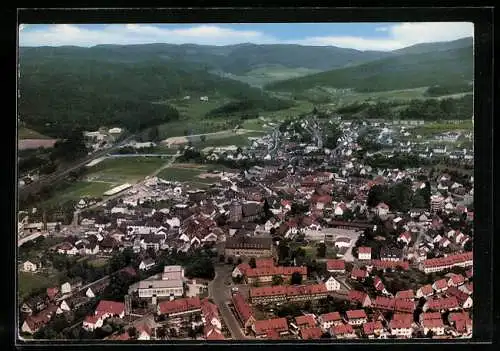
[224,235,273,258]
[419,252,473,274]
[250,284,328,305]
[245,266,307,284]
[130,265,184,299]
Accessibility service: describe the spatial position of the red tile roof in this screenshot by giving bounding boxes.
[205,328,225,340]
[245,266,307,278]
[46,287,59,300]
[448,274,466,286]
[255,258,275,268]
[421,252,473,269]
[448,312,469,323]
[265,329,280,340]
[250,284,327,299]
[372,297,395,311]
[232,292,254,324]
[422,318,444,328]
[373,276,385,291]
[95,300,125,317]
[301,327,323,340]
[84,312,105,325]
[326,259,346,271]
[351,268,368,279]
[433,279,448,290]
[348,290,369,304]
[421,312,442,321]
[295,315,316,328]
[395,289,415,299]
[445,287,470,304]
[332,323,354,335]
[235,263,251,275]
[392,313,413,322]
[418,284,434,296]
[363,321,383,335]
[358,247,372,254]
[346,309,367,320]
[320,312,342,323]
[425,296,460,311]
[371,259,410,270]
[254,318,288,335]
[389,318,412,329]
[158,297,201,315]
[454,318,472,334]
[394,299,415,313]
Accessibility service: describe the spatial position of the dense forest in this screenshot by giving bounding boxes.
[266,46,473,93]
[18,56,288,138]
[334,94,473,120]
[205,97,294,119]
[424,83,472,97]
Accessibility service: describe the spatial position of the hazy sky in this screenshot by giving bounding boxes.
[19,22,474,51]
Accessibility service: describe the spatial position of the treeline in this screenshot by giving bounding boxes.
[205,97,294,120]
[336,94,473,120]
[367,179,431,212]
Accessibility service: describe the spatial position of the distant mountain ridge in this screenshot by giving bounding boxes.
[20,37,472,76]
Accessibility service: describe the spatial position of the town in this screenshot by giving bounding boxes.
[18,114,474,341]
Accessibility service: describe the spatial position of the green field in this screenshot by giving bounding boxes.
[411,121,473,135]
[88,257,108,268]
[259,99,314,120]
[86,157,168,183]
[41,181,116,206]
[194,131,266,148]
[227,66,321,87]
[19,271,60,300]
[157,98,231,120]
[18,127,51,140]
[157,166,207,183]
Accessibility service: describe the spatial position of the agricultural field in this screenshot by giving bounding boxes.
[40,181,115,207]
[410,121,473,136]
[157,163,231,186]
[228,66,321,87]
[157,119,237,140]
[86,157,167,183]
[301,244,338,260]
[18,127,52,140]
[259,99,315,120]
[156,97,231,120]
[18,271,60,300]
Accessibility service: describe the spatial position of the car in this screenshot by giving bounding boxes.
[231,287,239,292]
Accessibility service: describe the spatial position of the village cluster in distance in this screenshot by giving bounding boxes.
[18,114,474,341]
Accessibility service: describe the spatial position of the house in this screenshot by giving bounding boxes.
[372,297,395,312]
[350,268,368,281]
[419,312,442,324]
[445,287,473,309]
[331,323,356,339]
[388,315,413,338]
[57,300,71,314]
[136,324,152,340]
[46,287,59,301]
[397,232,412,245]
[394,299,415,314]
[83,313,105,331]
[157,297,201,317]
[448,312,473,336]
[345,309,367,325]
[232,263,251,278]
[348,290,371,307]
[253,318,289,338]
[326,259,346,274]
[232,292,256,333]
[22,260,39,273]
[363,321,384,339]
[318,312,343,329]
[376,202,389,216]
[21,296,47,315]
[300,327,323,340]
[295,315,317,329]
[57,242,78,255]
[21,305,58,334]
[416,284,434,298]
[422,318,445,336]
[432,279,449,293]
[458,282,473,296]
[380,246,403,262]
[95,300,126,319]
[139,258,155,271]
[373,276,389,295]
[423,296,460,312]
[324,276,341,292]
[358,247,372,260]
[60,282,72,295]
[448,274,466,287]
[395,289,415,300]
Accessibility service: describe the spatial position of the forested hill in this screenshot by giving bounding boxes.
[265,45,473,93]
[18,55,285,138]
[19,44,392,75]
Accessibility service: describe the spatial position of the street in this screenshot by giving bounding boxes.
[208,265,247,340]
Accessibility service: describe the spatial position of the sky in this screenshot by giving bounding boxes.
[18,22,474,51]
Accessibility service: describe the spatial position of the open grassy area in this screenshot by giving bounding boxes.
[41,181,116,207]
[157,167,207,183]
[18,127,52,140]
[193,131,266,148]
[162,98,232,120]
[259,99,314,120]
[86,157,167,183]
[411,121,473,136]
[88,257,109,268]
[18,271,60,300]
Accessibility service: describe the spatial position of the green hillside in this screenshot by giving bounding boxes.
[265,46,473,93]
[18,54,291,138]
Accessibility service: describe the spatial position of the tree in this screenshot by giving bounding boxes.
[278,242,290,262]
[316,243,327,258]
[291,271,303,285]
[148,126,160,142]
[156,326,166,340]
[226,257,234,265]
[200,135,206,142]
[128,326,137,339]
[236,257,243,265]
[272,275,284,286]
[248,257,257,268]
[219,254,225,263]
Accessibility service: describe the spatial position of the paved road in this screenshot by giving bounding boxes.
[208,265,246,340]
[19,135,136,200]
